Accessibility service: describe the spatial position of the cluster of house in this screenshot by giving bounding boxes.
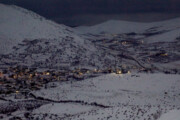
[0,67,82,95]
[0,66,131,96]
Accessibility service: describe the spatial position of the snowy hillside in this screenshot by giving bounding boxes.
[0,4,114,69]
[76,18,180,71]
[144,28,180,43]
[31,73,180,120]
[76,18,180,44]
[158,110,180,120]
[0,4,84,54]
[1,73,179,119]
[76,18,180,34]
[0,3,179,71]
[76,20,150,34]
[159,110,180,120]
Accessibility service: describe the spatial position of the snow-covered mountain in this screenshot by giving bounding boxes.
[76,18,180,43]
[0,4,86,54]
[76,18,180,71]
[0,3,179,71]
[0,4,113,69]
[76,18,180,34]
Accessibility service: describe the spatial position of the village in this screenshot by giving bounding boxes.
[0,65,132,99]
[0,32,180,100]
[87,31,180,68]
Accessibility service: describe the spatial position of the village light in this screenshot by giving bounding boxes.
[79,72,83,76]
[35,73,38,76]
[161,53,168,56]
[122,41,127,45]
[0,72,3,78]
[116,70,122,74]
[46,72,50,75]
[13,75,17,79]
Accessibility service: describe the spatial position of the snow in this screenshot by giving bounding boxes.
[32,73,180,119]
[76,20,150,34]
[0,3,111,69]
[158,110,180,120]
[76,17,180,44]
[0,4,85,54]
[33,103,94,115]
[144,28,180,43]
[0,3,180,119]
[76,18,180,34]
[34,73,180,105]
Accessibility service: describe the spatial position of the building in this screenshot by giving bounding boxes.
[0,71,4,78]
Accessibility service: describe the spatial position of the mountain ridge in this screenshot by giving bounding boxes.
[0,3,113,69]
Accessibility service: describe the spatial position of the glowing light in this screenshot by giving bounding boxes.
[161,53,168,56]
[116,70,122,74]
[79,72,83,76]
[46,72,50,75]
[13,75,17,79]
[0,72,3,78]
[122,41,127,45]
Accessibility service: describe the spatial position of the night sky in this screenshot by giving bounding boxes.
[1,0,180,26]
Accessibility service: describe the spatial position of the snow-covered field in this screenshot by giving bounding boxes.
[1,73,177,120]
[0,73,179,120]
[158,110,180,120]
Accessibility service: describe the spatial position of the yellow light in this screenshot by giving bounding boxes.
[16,91,19,93]
[13,75,17,79]
[0,72,3,78]
[46,72,50,75]
[79,72,83,76]
[161,53,168,56]
[116,70,122,74]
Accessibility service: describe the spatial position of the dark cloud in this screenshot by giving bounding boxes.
[0,0,180,26]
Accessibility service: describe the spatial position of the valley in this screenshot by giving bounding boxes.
[0,3,180,120]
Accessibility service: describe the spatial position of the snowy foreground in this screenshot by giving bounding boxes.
[32,73,180,120]
[1,73,179,120]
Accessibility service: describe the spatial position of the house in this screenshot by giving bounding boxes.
[0,71,3,78]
